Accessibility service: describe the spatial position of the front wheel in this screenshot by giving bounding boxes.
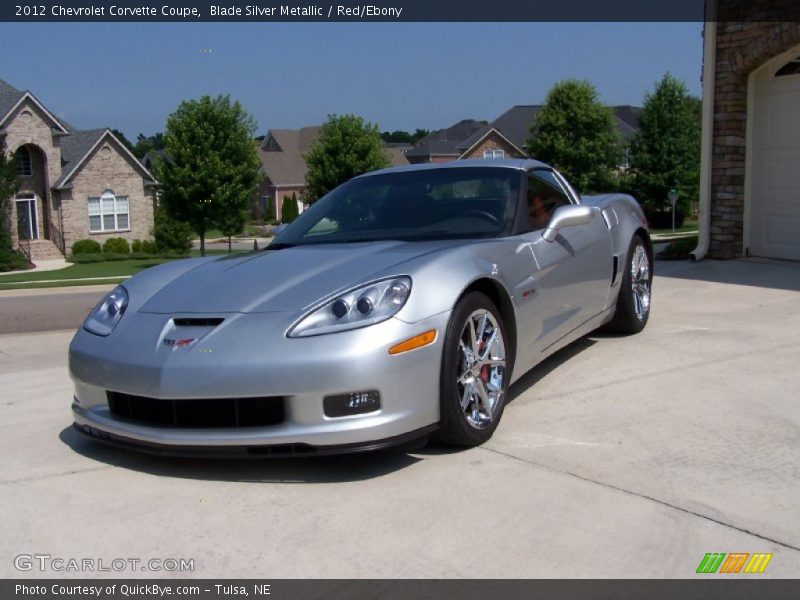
[607,235,652,334]
[435,292,509,447]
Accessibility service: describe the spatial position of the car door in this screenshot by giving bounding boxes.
[515,169,613,368]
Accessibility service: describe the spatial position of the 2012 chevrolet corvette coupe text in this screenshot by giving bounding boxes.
[69,159,652,456]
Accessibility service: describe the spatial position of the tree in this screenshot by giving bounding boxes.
[525,79,621,194]
[281,193,299,224]
[158,95,260,256]
[111,129,135,154]
[0,151,27,271]
[134,132,166,158]
[305,114,390,202]
[629,73,701,217]
[0,151,18,252]
[152,204,193,255]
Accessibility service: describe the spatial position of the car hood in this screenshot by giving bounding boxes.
[138,240,462,314]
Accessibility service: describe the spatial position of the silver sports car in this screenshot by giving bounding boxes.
[69,159,652,456]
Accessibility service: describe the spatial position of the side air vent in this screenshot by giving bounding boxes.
[611,256,619,285]
[173,317,224,327]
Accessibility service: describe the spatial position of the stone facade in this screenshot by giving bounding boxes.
[708,3,800,258]
[2,100,64,252]
[1,82,155,259]
[60,142,156,251]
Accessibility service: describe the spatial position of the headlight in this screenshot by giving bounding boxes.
[288,277,411,337]
[83,285,128,336]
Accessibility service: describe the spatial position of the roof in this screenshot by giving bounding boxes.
[259,126,409,186]
[0,79,24,123]
[457,105,643,158]
[405,119,486,158]
[53,128,156,189]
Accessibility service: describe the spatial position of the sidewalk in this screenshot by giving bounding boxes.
[0,258,70,276]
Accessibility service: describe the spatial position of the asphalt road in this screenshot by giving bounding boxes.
[1,260,799,578]
[0,285,111,335]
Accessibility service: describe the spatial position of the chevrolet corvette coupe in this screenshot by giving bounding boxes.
[69,159,652,456]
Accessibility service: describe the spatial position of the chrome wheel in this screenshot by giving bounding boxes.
[456,309,506,429]
[631,243,651,321]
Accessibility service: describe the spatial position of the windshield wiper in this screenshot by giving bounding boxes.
[265,242,297,250]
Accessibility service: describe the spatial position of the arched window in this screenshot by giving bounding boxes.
[775,56,800,77]
[87,189,129,232]
[15,146,32,177]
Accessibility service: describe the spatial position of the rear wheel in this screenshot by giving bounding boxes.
[435,292,509,447]
[607,235,652,334]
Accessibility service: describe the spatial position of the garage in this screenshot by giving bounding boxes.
[747,50,800,261]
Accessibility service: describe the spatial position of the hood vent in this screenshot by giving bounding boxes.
[173,317,224,327]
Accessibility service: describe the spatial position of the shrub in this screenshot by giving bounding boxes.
[153,206,193,254]
[0,250,30,272]
[102,237,131,254]
[281,193,299,224]
[131,239,159,254]
[71,239,102,255]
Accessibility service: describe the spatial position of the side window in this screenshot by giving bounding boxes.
[526,170,571,230]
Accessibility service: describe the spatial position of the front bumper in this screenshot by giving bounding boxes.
[70,310,450,454]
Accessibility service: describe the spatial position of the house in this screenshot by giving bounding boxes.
[694,1,800,261]
[404,120,487,164]
[256,126,409,221]
[455,105,642,162]
[0,79,157,261]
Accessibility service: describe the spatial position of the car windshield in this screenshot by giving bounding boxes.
[271,167,520,246]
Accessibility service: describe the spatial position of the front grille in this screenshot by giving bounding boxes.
[106,391,285,428]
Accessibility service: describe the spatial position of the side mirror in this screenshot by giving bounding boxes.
[542,205,598,242]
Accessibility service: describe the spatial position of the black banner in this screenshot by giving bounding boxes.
[4,580,800,600]
[1,0,718,23]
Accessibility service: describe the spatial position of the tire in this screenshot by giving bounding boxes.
[435,292,510,447]
[607,234,652,334]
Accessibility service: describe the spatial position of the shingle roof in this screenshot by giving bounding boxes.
[52,129,108,188]
[0,79,25,124]
[259,126,408,186]
[405,119,486,158]
[458,105,643,157]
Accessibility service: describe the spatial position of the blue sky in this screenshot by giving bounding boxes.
[2,22,703,140]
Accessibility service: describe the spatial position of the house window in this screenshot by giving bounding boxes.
[88,190,129,232]
[483,149,505,159]
[15,147,32,177]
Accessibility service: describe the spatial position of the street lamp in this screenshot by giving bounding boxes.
[668,188,679,233]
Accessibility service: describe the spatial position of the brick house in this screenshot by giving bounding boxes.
[256,126,409,221]
[456,105,641,163]
[0,79,157,261]
[696,1,800,260]
[404,120,487,164]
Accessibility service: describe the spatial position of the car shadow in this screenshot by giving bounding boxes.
[58,425,422,484]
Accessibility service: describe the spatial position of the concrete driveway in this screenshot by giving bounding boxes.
[0,259,798,578]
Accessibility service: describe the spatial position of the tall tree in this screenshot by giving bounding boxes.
[629,73,701,215]
[525,79,621,194]
[158,95,260,255]
[305,114,390,202]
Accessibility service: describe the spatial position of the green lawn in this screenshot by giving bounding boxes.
[649,219,699,235]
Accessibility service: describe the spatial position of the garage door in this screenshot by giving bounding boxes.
[749,54,800,261]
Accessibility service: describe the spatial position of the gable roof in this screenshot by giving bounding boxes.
[457,104,643,159]
[258,125,408,186]
[53,129,156,189]
[0,79,69,134]
[405,119,486,159]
